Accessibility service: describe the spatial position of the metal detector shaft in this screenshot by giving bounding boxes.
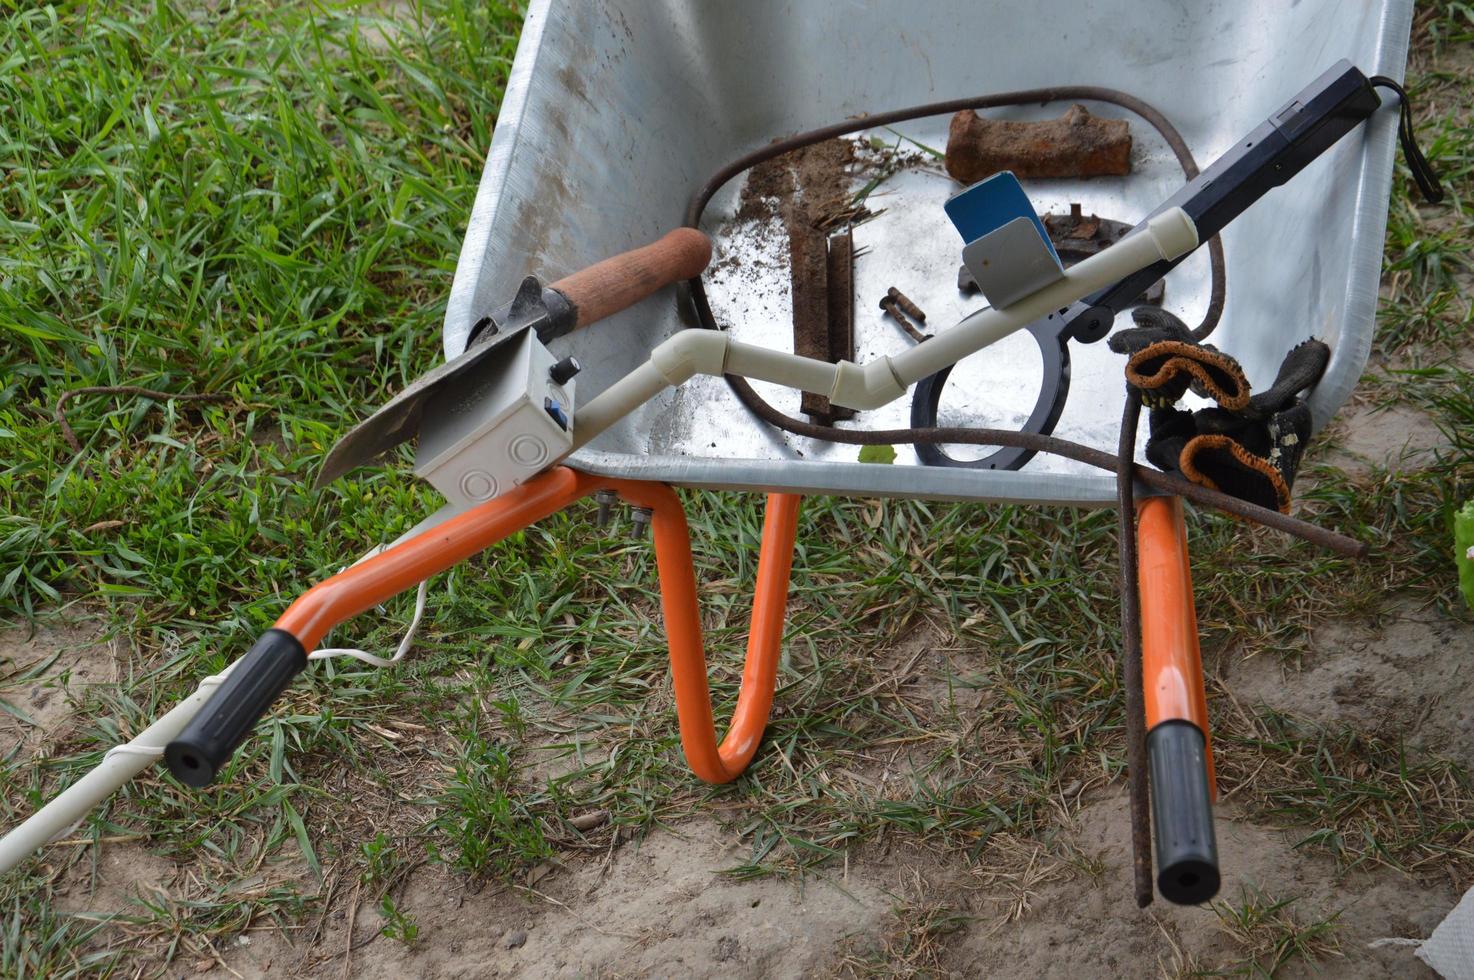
[1064,59,1382,343]
[0,662,237,875]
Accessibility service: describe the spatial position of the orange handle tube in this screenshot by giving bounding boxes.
[273,468,798,785]
[1135,495,1215,797]
[276,467,597,650]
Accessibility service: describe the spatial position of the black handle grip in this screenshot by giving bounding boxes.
[1148,720,1220,904]
[165,629,306,787]
[1073,60,1380,334]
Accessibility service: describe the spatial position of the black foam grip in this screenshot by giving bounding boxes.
[1148,720,1220,905]
[165,629,306,788]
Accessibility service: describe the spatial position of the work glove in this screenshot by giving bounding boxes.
[1108,307,1251,410]
[1145,402,1313,513]
[1111,309,1330,514]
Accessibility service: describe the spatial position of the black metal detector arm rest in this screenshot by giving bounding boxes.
[1065,59,1382,343]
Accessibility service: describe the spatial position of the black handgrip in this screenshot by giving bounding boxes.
[165,629,306,787]
[1071,61,1379,332]
[1148,720,1220,904]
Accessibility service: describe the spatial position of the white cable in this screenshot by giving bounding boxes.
[309,577,430,667]
[1,534,441,870]
[0,663,237,866]
[308,542,433,668]
[103,743,170,762]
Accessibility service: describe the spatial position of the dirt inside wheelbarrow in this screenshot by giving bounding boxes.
[727,136,930,253]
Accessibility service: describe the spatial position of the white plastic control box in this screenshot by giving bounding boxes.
[414,328,575,509]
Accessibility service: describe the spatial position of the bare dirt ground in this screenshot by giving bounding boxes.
[19,538,1465,980]
[189,795,1452,978]
[0,621,123,762]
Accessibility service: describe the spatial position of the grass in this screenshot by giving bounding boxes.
[0,0,1470,976]
[1210,887,1343,978]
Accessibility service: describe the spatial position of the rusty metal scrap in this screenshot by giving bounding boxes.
[823,231,857,421]
[791,225,857,423]
[944,104,1132,184]
[885,286,926,323]
[957,203,1164,306]
[1045,203,1165,305]
[879,293,928,344]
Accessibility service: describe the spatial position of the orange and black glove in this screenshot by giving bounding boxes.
[1108,307,1251,410]
[1111,309,1330,514]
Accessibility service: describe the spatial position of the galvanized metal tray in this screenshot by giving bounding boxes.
[443,0,1412,506]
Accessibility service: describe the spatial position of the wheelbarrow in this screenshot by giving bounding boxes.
[0,0,1418,908]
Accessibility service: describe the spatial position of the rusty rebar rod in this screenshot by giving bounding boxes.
[1117,389,1154,907]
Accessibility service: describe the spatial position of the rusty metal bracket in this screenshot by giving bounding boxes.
[792,227,857,423]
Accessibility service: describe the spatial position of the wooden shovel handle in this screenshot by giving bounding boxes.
[551,228,712,330]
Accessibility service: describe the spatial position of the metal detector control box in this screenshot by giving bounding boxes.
[414,328,575,509]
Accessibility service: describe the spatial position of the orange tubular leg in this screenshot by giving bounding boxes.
[635,488,801,784]
[1135,495,1215,797]
[272,467,799,784]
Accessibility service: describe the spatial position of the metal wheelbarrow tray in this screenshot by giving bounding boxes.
[446,0,1411,506]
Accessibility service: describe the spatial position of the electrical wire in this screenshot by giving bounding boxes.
[310,546,432,668]
[1368,76,1445,204]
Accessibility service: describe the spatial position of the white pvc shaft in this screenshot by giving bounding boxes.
[887,208,1198,388]
[0,661,236,875]
[572,207,1198,444]
[725,341,837,396]
[573,361,669,450]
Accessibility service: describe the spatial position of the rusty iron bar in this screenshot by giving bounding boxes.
[718,389,1369,558]
[1117,389,1155,907]
[825,231,857,421]
[789,222,837,422]
[945,103,1133,184]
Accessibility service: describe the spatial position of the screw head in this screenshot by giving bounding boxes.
[628,507,653,540]
[594,489,619,528]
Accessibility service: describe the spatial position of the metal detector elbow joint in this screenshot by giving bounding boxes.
[829,357,907,410]
[650,330,729,384]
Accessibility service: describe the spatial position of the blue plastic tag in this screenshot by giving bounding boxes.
[943,171,1060,265]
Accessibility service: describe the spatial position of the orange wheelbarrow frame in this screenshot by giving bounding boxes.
[270,467,1215,803]
[275,467,800,784]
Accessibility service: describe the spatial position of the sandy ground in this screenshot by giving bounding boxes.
[0,621,124,763]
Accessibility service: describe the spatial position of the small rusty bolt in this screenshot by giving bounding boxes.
[885,287,926,323]
[629,506,653,540]
[594,489,619,528]
[879,294,929,344]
